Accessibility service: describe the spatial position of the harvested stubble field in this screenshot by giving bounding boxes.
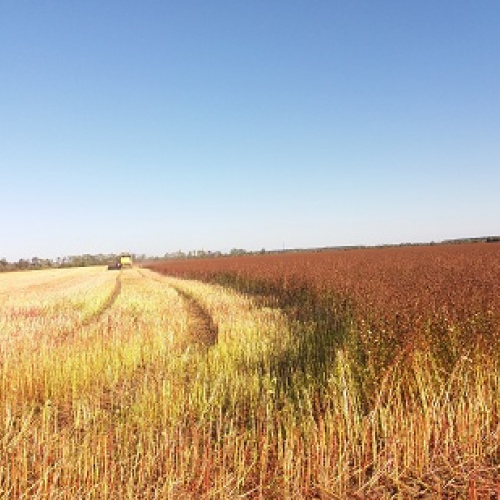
[0,243,499,499]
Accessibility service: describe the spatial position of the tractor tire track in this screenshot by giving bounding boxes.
[139,269,218,348]
[172,286,219,348]
[44,272,123,345]
[81,272,122,327]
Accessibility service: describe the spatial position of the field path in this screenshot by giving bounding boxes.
[139,268,218,348]
[80,271,122,326]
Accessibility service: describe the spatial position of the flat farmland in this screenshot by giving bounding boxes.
[1,243,500,498]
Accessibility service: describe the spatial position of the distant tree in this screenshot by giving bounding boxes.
[17,259,29,270]
[230,248,247,256]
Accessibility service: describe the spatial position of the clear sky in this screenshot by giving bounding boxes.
[1,1,499,260]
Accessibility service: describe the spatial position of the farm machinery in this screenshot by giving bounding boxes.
[107,253,133,270]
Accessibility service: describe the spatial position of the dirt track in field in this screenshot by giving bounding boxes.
[171,285,219,347]
[81,272,122,327]
[139,269,218,349]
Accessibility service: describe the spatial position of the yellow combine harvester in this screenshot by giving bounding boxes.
[107,253,133,270]
[120,254,133,268]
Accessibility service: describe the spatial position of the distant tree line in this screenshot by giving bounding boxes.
[159,248,268,261]
[158,237,500,261]
[0,253,147,273]
[0,248,259,271]
[2,236,498,272]
[0,248,263,272]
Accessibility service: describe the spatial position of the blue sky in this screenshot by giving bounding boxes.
[1,1,499,260]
